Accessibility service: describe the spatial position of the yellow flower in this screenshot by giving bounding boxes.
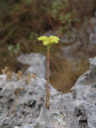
[37,36,48,42]
[37,35,60,47]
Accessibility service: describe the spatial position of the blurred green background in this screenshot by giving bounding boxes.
[0,0,96,92]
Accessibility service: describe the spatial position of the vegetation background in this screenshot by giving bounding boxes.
[0,0,96,92]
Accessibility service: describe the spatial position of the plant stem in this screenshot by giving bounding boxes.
[45,47,50,109]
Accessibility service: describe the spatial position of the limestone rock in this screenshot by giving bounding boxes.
[0,73,60,128]
[17,53,47,78]
[1,57,96,128]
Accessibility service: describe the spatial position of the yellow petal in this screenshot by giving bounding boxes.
[37,36,48,41]
[43,41,49,46]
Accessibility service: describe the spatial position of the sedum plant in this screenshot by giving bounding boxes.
[37,35,59,109]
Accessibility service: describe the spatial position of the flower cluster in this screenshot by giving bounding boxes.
[37,35,59,47]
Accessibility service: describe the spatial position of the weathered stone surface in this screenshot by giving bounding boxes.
[1,57,96,128]
[0,72,61,128]
[17,53,47,78]
[71,57,96,128]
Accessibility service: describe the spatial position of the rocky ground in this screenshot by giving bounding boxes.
[0,56,96,128]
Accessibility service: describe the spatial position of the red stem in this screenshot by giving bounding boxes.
[45,47,50,109]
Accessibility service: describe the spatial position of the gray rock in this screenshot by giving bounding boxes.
[1,57,96,128]
[17,53,47,78]
[62,40,81,59]
[71,57,96,128]
[60,17,96,60]
[32,57,96,128]
[61,28,77,44]
[0,73,61,128]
